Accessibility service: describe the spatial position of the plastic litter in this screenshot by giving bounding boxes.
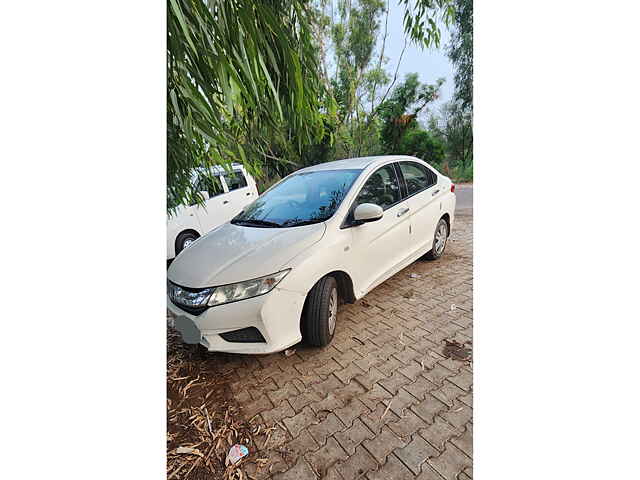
[226,444,249,465]
[284,348,296,357]
[451,304,456,311]
[409,273,421,279]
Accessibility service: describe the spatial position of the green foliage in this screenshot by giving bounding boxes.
[398,129,445,164]
[378,73,444,153]
[167,0,325,211]
[447,0,473,111]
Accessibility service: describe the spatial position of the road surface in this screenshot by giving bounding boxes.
[455,183,473,215]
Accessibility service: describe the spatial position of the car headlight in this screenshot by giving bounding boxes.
[167,270,291,309]
[207,269,290,306]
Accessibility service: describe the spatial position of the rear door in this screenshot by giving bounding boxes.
[347,163,412,294]
[397,161,442,256]
[220,168,256,218]
[193,172,229,233]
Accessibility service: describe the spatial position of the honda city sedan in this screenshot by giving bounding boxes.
[167,155,456,354]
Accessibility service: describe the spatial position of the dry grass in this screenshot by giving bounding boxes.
[167,328,275,479]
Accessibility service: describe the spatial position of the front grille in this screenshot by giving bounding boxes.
[220,327,266,343]
[170,300,207,316]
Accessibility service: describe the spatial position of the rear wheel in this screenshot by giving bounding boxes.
[175,231,199,256]
[301,276,338,347]
[425,218,449,260]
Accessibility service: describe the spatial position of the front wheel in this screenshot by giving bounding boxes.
[175,231,199,256]
[301,276,338,347]
[425,218,449,260]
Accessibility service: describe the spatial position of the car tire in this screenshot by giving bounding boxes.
[425,218,449,261]
[301,276,338,347]
[175,231,199,256]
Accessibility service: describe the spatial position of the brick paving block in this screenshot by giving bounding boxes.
[421,363,455,386]
[362,425,407,464]
[447,369,473,392]
[374,356,403,376]
[282,428,319,460]
[431,381,466,407]
[458,391,472,408]
[394,433,440,475]
[305,437,348,477]
[411,394,448,424]
[392,347,420,364]
[267,381,300,405]
[272,457,317,480]
[271,367,303,389]
[387,409,428,438]
[353,340,379,357]
[419,416,462,452]
[334,397,370,428]
[366,453,414,480]
[312,374,344,398]
[427,442,472,480]
[403,375,439,401]
[437,356,464,373]
[388,388,420,416]
[335,417,375,455]
[354,352,382,372]
[333,381,367,406]
[310,392,345,414]
[308,413,345,446]
[242,394,273,419]
[451,423,472,459]
[290,390,323,413]
[283,405,319,439]
[353,367,386,391]
[337,445,378,479]
[248,378,279,401]
[261,401,296,425]
[359,383,393,411]
[333,348,362,368]
[378,370,412,394]
[439,401,472,430]
[375,343,401,361]
[416,463,448,480]
[398,360,424,381]
[315,358,343,378]
[334,362,365,384]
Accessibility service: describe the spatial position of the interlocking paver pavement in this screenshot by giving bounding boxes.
[177,214,472,478]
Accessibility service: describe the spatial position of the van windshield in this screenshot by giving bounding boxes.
[232,169,361,228]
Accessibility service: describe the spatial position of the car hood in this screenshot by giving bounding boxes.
[168,222,326,288]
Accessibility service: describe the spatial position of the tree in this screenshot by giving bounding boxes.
[447,0,472,111]
[378,73,444,153]
[167,0,325,211]
[398,129,445,164]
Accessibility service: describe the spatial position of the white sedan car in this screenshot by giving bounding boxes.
[167,155,456,354]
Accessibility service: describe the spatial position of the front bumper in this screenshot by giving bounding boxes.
[167,287,306,354]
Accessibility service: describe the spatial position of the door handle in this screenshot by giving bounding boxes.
[246,192,251,196]
[432,189,440,196]
[397,207,410,217]
[223,200,229,204]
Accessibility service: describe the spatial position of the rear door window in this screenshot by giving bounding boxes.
[398,162,437,196]
[223,171,248,191]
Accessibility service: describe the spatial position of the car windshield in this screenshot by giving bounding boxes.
[232,169,361,228]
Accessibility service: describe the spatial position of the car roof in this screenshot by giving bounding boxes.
[296,155,420,173]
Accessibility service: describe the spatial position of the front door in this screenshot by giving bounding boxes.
[348,164,412,295]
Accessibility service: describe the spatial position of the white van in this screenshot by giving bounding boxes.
[167,164,259,260]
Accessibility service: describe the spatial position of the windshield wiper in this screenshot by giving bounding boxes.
[281,219,324,227]
[231,218,282,228]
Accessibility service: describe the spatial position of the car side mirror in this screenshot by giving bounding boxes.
[353,203,383,225]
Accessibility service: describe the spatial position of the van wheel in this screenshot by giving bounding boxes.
[175,231,199,255]
[425,218,449,260]
[302,276,338,347]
